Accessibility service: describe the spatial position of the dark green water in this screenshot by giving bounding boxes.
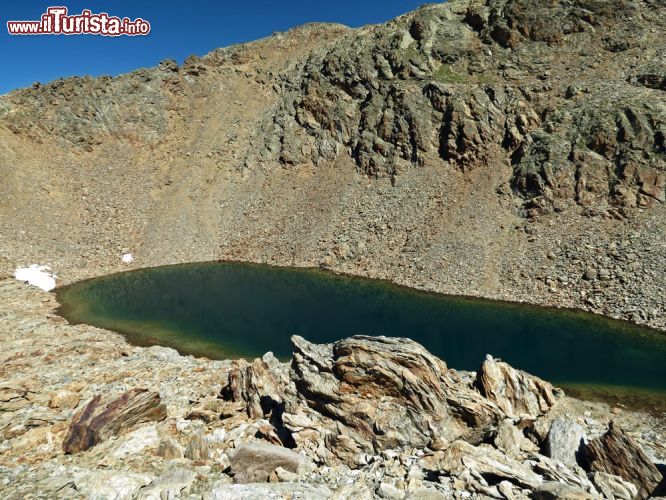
[57,262,666,397]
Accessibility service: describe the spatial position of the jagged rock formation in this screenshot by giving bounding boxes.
[217,334,665,496]
[475,354,561,418]
[221,335,536,465]
[582,421,663,499]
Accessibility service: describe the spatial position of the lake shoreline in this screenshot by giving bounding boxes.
[1,277,665,497]
[55,261,666,414]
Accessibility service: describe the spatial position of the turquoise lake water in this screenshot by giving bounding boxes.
[56,262,666,399]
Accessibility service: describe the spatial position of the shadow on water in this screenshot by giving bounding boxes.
[57,261,666,413]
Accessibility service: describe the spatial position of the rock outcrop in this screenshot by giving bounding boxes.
[62,389,166,453]
[243,0,665,214]
[582,421,663,499]
[215,335,666,497]
[220,334,561,467]
[475,354,561,418]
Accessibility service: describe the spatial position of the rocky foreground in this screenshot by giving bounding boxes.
[1,279,665,499]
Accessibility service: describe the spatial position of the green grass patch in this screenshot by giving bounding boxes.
[433,64,467,84]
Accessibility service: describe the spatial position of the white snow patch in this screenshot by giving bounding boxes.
[122,253,134,263]
[14,265,57,291]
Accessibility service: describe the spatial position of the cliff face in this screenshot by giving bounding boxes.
[0,0,664,329]
[248,0,665,210]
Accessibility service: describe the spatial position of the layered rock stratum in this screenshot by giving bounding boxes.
[1,0,665,497]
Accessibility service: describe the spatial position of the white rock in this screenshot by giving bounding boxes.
[138,467,196,500]
[207,428,226,443]
[112,424,160,459]
[122,253,134,263]
[206,481,332,500]
[74,469,154,500]
[13,265,56,291]
[544,418,587,466]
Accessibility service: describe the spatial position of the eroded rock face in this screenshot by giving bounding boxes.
[475,354,561,419]
[241,0,665,212]
[221,335,563,467]
[582,421,663,499]
[62,389,167,453]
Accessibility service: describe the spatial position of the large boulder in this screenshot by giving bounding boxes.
[290,335,462,452]
[62,389,166,453]
[543,418,587,467]
[582,421,663,499]
[289,335,506,460]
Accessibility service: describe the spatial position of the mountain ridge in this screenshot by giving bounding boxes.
[0,0,664,332]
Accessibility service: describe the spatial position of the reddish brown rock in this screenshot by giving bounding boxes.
[220,353,288,419]
[582,421,663,500]
[62,389,166,453]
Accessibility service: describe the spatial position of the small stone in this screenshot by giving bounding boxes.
[591,472,638,500]
[112,424,159,459]
[184,433,210,461]
[598,268,611,280]
[139,467,197,499]
[583,268,597,280]
[48,390,80,409]
[230,443,313,484]
[156,437,184,460]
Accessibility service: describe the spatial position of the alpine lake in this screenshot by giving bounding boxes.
[57,262,666,414]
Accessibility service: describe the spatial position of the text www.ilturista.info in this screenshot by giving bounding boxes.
[7,7,151,36]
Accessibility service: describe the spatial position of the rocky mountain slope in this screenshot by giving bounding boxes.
[0,0,664,330]
[1,1,666,497]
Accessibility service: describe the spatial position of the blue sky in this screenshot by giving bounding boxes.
[1,1,430,94]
